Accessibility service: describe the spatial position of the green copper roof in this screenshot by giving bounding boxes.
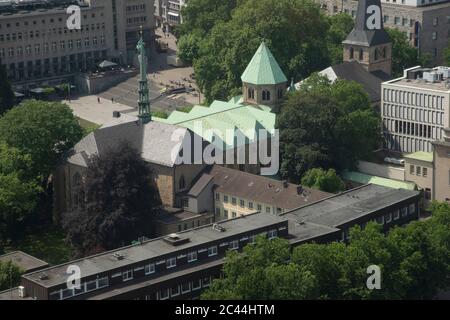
[342,170,416,190]
[154,100,276,151]
[241,42,287,85]
[404,151,433,163]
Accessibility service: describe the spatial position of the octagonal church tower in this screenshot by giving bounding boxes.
[241,42,288,107]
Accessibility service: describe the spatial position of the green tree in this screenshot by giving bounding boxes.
[62,142,160,257]
[202,236,318,299]
[326,13,354,65]
[0,143,41,241]
[277,78,380,181]
[0,261,22,291]
[192,0,330,103]
[177,32,202,64]
[443,45,450,66]
[386,28,422,77]
[0,65,15,115]
[0,100,83,180]
[301,168,345,193]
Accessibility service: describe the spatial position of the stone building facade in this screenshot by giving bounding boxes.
[0,0,155,88]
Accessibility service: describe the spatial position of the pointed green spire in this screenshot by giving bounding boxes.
[241,41,287,85]
[137,27,151,123]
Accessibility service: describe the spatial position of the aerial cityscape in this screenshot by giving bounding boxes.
[0,0,449,307]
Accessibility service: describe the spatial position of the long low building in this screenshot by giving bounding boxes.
[1,184,420,300]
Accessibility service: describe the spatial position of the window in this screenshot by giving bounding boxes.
[182,282,191,293]
[394,210,400,220]
[202,276,211,287]
[223,195,228,203]
[166,257,176,268]
[349,47,354,59]
[359,49,364,60]
[248,202,253,209]
[262,90,271,101]
[248,87,254,99]
[249,235,256,244]
[98,277,108,288]
[215,207,220,216]
[171,285,180,297]
[231,197,236,205]
[232,212,236,218]
[179,175,186,189]
[416,166,421,176]
[432,32,438,40]
[257,204,262,211]
[376,215,384,224]
[410,165,414,174]
[401,207,408,217]
[276,208,282,214]
[215,193,220,201]
[268,229,277,240]
[423,167,428,177]
[425,188,431,200]
[239,199,245,207]
[409,204,416,215]
[187,251,197,262]
[122,269,133,281]
[265,207,271,214]
[385,213,392,223]
[277,88,283,99]
[192,279,201,290]
[145,263,155,275]
[208,246,218,257]
[223,209,228,218]
[229,240,239,250]
[159,288,169,300]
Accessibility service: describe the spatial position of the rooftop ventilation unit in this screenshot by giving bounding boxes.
[163,233,190,246]
[112,252,125,260]
[18,286,26,298]
[423,71,440,83]
[38,273,48,280]
[213,223,226,232]
[437,67,450,79]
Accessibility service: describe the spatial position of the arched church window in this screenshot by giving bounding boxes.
[349,47,354,59]
[179,175,186,190]
[248,87,254,99]
[277,88,283,99]
[262,90,270,101]
[374,48,379,61]
[359,49,364,60]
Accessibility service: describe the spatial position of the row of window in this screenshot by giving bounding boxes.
[126,4,146,12]
[0,13,102,30]
[383,103,444,126]
[50,230,279,300]
[341,204,416,241]
[154,277,211,300]
[383,89,444,110]
[217,193,284,214]
[0,37,106,58]
[127,16,147,25]
[409,164,429,178]
[385,119,439,140]
[0,23,106,42]
[50,276,109,300]
[247,88,283,101]
[384,133,433,153]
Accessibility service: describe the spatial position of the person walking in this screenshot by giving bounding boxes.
[97,97,100,104]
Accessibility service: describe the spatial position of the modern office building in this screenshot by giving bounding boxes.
[0,184,420,300]
[0,0,155,88]
[155,0,186,28]
[381,66,450,153]
[316,0,450,65]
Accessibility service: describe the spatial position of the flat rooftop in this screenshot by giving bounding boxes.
[0,251,49,273]
[283,184,420,228]
[287,220,340,245]
[386,78,450,92]
[23,213,287,288]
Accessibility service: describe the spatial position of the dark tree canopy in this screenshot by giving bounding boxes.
[202,202,450,300]
[277,76,381,182]
[183,0,330,103]
[0,65,15,115]
[63,142,160,256]
[0,100,83,179]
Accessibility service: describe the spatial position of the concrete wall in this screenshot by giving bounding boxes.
[74,69,138,94]
[404,157,433,198]
[357,160,405,180]
[433,143,450,202]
